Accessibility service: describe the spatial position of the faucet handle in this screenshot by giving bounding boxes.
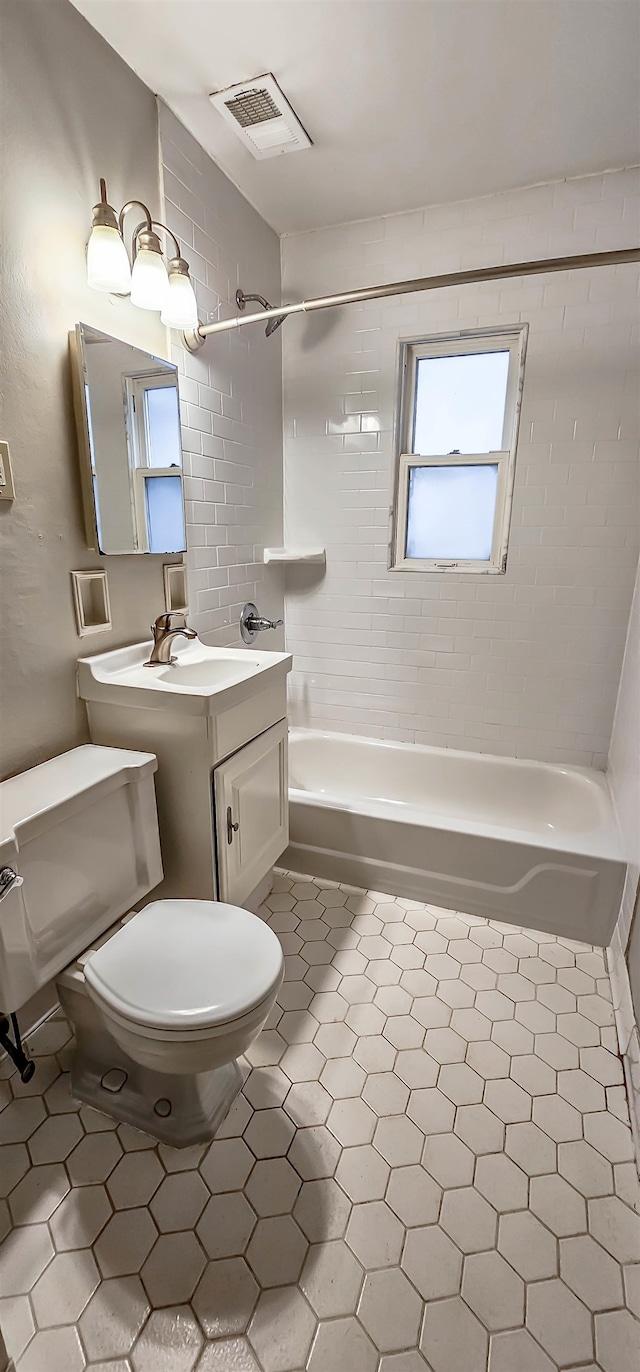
[152,610,187,639]
[240,603,284,644]
[145,611,197,666]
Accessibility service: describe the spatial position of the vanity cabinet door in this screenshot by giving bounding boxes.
[214,720,288,906]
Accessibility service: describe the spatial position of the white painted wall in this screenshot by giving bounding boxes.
[609,561,640,955]
[0,0,179,781]
[159,106,285,651]
[281,168,639,768]
[607,558,640,1153]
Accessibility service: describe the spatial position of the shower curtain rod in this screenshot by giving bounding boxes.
[185,246,639,349]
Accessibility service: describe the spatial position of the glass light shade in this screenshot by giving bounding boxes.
[130,248,169,311]
[161,268,199,330]
[86,224,131,294]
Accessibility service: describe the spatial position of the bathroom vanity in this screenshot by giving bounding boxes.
[78,641,292,908]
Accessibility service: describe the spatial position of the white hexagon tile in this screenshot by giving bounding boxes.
[1,869,639,1372]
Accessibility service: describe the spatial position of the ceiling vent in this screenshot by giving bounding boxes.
[209,73,312,159]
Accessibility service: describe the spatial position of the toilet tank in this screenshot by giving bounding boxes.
[0,746,162,1013]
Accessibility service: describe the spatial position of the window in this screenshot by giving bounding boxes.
[390,327,527,573]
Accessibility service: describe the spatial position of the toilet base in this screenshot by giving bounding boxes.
[71,1043,243,1148]
[58,977,243,1147]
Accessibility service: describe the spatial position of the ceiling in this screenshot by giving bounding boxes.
[70,0,640,235]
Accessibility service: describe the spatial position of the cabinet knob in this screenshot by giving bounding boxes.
[227,806,240,845]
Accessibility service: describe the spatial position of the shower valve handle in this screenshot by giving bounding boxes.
[240,603,284,644]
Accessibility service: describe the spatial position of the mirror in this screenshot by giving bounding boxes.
[70,323,187,555]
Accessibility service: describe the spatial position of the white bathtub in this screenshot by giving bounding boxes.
[286,729,626,946]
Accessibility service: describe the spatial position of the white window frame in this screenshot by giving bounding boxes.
[390,325,528,574]
[124,371,185,554]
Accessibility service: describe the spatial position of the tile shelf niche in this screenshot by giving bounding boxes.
[263,547,326,565]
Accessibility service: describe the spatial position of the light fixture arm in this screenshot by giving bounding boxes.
[118,199,153,239]
[129,217,186,272]
[153,222,185,261]
[90,178,121,232]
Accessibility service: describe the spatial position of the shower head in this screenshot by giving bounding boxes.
[265,313,286,336]
[236,288,286,337]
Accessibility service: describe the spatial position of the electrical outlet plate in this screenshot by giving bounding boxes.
[0,441,15,500]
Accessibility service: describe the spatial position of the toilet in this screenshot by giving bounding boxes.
[0,745,284,1145]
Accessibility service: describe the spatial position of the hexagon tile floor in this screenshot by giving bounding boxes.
[1,871,640,1372]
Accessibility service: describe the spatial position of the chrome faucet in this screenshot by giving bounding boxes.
[240,603,284,644]
[145,611,198,666]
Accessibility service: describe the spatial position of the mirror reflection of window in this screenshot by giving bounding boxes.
[72,323,187,556]
[145,475,185,553]
[126,370,185,552]
[144,384,182,468]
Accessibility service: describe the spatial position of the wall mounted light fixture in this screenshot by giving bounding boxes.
[87,179,199,331]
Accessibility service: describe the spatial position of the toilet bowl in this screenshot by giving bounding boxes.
[83,898,284,1075]
[0,745,284,1145]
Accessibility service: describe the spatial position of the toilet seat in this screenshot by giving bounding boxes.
[85,985,279,1045]
[83,899,284,1035]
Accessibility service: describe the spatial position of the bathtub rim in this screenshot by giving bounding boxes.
[288,726,624,864]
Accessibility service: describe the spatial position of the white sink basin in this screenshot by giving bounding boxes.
[153,657,260,689]
[77,640,292,717]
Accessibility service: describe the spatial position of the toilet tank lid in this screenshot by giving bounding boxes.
[0,745,158,848]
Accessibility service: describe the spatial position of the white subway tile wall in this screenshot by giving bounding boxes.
[159,104,285,647]
[282,168,640,767]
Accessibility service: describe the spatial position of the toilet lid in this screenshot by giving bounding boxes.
[83,900,284,1031]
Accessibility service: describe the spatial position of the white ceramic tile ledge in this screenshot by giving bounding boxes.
[1,869,639,1372]
[264,548,326,565]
